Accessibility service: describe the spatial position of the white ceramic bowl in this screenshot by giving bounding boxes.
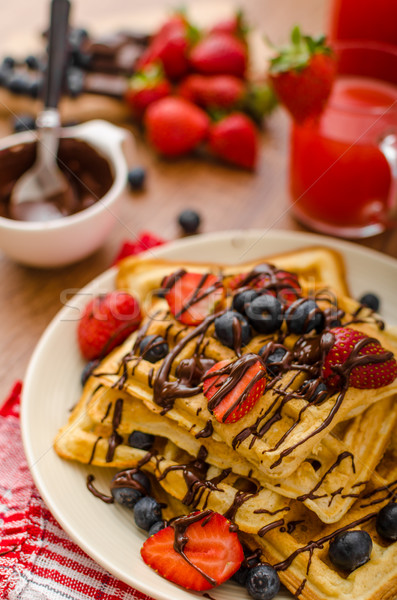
[0,119,129,268]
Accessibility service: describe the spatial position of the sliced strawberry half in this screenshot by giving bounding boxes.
[203,355,267,423]
[141,511,244,591]
[227,268,301,306]
[165,271,225,325]
[322,326,397,389]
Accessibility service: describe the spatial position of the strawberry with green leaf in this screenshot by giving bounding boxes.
[125,64,171,117]
[268,25,337,124]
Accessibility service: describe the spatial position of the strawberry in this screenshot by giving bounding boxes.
[209,113,258,169]
[136,14,197,80]
[322,327,397,389]
[124,64,171,117]
[165,271,225,326]
[189,33,247,78]
[178,74,245,110]
[203,356,267,423]
[112,232,165,265]
[145,97,210,157]
[268,25,337,124]
[209,10,248,41]
[77,292,142,361]
[141,510,244,591]
[227,268,301,305]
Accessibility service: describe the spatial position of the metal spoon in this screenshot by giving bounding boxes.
[10,0,77,221]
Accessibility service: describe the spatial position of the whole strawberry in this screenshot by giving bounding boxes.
[322,327,397,389]
[190,33,247,78]
[209,10,248,41]
[209,112,258,169]
[144,97,210,157]
[77,291,142,361]
[178,74,245,110]
[124,64,171,117]
[268,26,336,124]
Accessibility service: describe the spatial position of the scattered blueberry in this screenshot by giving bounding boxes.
[2,56,15,70]
[7,74,30,95]
[359,293,380,313]
[258,345,287,377]
[139,334,168,363]
[128,166,146,191]
[285,299,324,335]
[80,359,100,386]
[232,289,259,316]
[376,503,397,541]
[0,68,9,86]
[178,209,201,235]
[148,520,167,537]
[66,66,84,97]
[111,470,151,509]
[328,530,372,571]
[69,27,89,51]
[28,79,42,99]
[214,310,251,349]
[134,496,162,531]
[13,114,36,133]
[25,54,40,70]
[245,563,280,600]
[128,430,155,451]
[246,294,283,334]
[72,49,92,69]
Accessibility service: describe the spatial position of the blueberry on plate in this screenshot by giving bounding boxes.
[178,209,201,235]
[258,344,287,377]
[139,334,168,363]
[285,299,324,335]
[128,430,155,451]
[214,310,251,349]
[328,530,372,571]
[232,289,259,316]
[359,292,380,313]
[111,470,151,509]
[147,520,167,537]
[246,294,283,334]
[134,496,162,531]
[245,563,280,600]
[80,359,100,386]
[376,502,397,541]
[128,166,146,191]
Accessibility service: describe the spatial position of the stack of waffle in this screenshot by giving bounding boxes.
[54,246,397,600]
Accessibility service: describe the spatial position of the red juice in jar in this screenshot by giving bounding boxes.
[329,0,397,48]
[289,75,397,237]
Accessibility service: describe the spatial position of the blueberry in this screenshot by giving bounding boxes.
[246,294,283,334]
[285,299,324,335]
[128,430,155,451]
[178,209,201,235]
[72,49,92,69]
[359,293,380,313]
[127,167,146,191]
[245,563,280,600]
[13,114,36,133]
[376,503,397,541]
[7,74,30,95]
[69,28,89,51]
[28,79,42,99]
[302,380,328,403]
[134,496,162,531]
[232,289,259,316]
[139,334,168,363]
[148,520,167,537]
[25,54,40,70]
[328,530,372,571]
[233,551,261,586]
[66,66,84,97]
[258,345,287,377]
[214,311,251,349]
[2,56,15,70]
[80,359,100,386]
[111,470,151,509]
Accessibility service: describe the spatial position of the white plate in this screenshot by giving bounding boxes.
[21,229,397,600]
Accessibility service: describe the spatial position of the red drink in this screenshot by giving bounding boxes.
[329,0,397,48]
[289,41,397,238]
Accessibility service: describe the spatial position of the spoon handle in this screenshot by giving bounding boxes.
[44,0,71,109]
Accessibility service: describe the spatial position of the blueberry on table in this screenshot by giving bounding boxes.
[147,520,167,537]
[215,310,251,349]
[2,56,15,70]
[128,166,146,191]
[245,563,280,600]
[128,430,155,451]
[13,114,36,133]
[7,74,30,95]
[134,496,162,531]
[232,289,259,316]
[359,292,380,312]
[376,502,397,541]
[258,345,287,377]
[285,299,324,334]
[25,54,40,70]
[139,334,168,363]
[328,530,372,571]
[246,294,283,334]
[178,209,201,235]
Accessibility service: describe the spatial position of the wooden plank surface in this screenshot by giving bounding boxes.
[0,0,396,399]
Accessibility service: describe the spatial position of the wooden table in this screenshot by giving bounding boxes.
[0,0,396,399]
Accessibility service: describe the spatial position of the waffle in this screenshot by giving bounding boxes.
[54,245,397,600]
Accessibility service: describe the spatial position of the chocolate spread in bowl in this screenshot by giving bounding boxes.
[0,137,114,221]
